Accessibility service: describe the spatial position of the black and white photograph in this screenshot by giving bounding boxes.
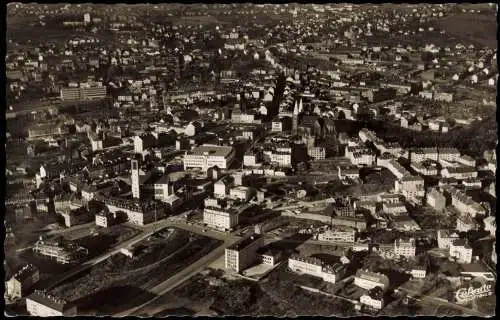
[4,2,497,317]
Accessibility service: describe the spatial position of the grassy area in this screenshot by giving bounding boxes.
[152,266,357,316]
[72,225,141,259]
[437,12,496,48]
[50,234,222,315]
[104,228,190,271]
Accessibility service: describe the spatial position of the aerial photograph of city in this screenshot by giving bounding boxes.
[4,2,497,317]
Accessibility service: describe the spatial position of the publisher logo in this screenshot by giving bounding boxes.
[455,284,493,304]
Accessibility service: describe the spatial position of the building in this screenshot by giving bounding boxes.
[28,123,68,139]
[214,176,235,198]
[411,161,438,176]
[410,266,427,279]
[437,230,460,249]
[411,148,439,163]
[258,248,283,266]
[100,196,165,225]
[447,186,487,217]
[60,207,92,227]
[272,118,283,132]
[438,148,461,162]
[60,86,106,101]
[382,202,407,215]
[184,145,235,171]
[395,175,425,199]
[457,155,477,167]
[225,235,264,273]
[483,216,496,237]
[449,239,473,264]
[338,166,360,180]
[426,188,446,211]
[26,290,77,317]
[441,166,478,180]
[131,160,140,199]
[317,228,356,243]
[308,146,326,160]
[393,238,416,258]
[95,209,117,228]
[288,254,346,283]
[456,214,479,233]
[270,149,293,168]
[230,186,253,202]
[360,286,385,310]
[32,238,88,264]
[5,264,39,299]
[354,270,390,291]
[492,243,496,264]
[385,159,410,179]
[203,206,239,231]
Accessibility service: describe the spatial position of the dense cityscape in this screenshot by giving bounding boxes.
[4,3,497,317]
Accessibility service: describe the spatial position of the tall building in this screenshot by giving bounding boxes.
[225,234,264,273]
[131,160,140,199]
[292,99,299,134]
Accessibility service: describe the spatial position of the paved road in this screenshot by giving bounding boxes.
[399,287,489,317]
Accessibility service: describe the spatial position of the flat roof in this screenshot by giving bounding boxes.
[227,234,262,251]
[187,145,233,157]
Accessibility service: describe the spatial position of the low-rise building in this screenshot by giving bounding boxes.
[456,214,479,233]
[257,248,283,266]
[360,286,385,310]
[441,166,478,180]
[354,270,390,291]
[410,266,427,279]
[393,238,416,258]
[483,216,496,237]
[230,186,254,202]
[288,254,346,283]
[446,186,487,217]
[382,202,407,215]
[26,290,77,317]
[426,188,446,211]
[225,234,264,273]
[411,148,438,163]
[203,206,239,231]
[60,207,92,227]
[395,175,425,199]
[317,228,356,243]
[95,210,117,228]
[437,230,460,249]
[449,239,473,264]
[184,144,235,172]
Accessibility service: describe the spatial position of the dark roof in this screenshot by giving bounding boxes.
[228,234,262,251]
[13,264,38,282]
[27,291,73,312]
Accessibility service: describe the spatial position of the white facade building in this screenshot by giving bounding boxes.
[184,145,235,172]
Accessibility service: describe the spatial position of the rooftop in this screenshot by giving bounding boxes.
[27,290,72,312]
[227,234,262,251]
[187,144,233,158]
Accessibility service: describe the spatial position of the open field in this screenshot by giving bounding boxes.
[49,232,222,315]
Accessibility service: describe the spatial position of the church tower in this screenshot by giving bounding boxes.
[131,160,140,199]
[292,99,299,134]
